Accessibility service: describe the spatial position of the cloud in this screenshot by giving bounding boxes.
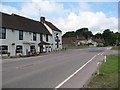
[0,3,33,19]
[20,0,65,17]
[0,1,118,35]
[1,0,119,2]
[0,4,19,14]
[54,11,118,35]
[0,0,66,19]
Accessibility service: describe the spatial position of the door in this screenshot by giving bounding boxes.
[40,45,43,53]
[30,45,35,53]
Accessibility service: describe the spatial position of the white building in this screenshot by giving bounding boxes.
[40,17,62,51]
[0,12,62,56]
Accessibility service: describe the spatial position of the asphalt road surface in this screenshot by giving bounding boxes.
[2,47,111,88]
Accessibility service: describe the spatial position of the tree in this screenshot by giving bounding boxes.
[115,32,120,45]
[102,29,116,46]
[94,33,103,39]
[62,31,75,38]
[76,28,93,39]
[76,28,88,36]
[62,28,119,46]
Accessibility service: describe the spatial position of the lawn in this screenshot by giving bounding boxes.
[87,55,119,88]
[112,46,120,50]
[67,45,95,49]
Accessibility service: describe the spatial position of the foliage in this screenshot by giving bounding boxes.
[62,28,93,39]
[102,29,116,46]
[62,31,76,38]
[115,32,120,45]
[62,28,120,46]
[76,28,93,39]
[94,33,103,39]
[97,44,104,47]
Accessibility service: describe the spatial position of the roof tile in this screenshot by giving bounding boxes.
[1,12,52,35]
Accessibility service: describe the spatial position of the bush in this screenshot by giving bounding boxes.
[97,44,104,47]
[7,52,10,56]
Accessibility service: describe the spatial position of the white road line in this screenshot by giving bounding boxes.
[16,63,34,69]
[55,53,100,89]
[97,53,101,56]
[100,52,104,55]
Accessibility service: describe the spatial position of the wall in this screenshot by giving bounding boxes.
[44,23,62,50]
[0,28,52,56]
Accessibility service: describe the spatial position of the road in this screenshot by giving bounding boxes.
[2,47,111,88]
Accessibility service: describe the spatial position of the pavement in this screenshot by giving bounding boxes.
[2,47,113,88]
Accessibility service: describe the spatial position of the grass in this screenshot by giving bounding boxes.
[87,55,119,88]
[0,56,19,59]
[1,53,41,59]
[67,45,95,49]
[112,46,120,50]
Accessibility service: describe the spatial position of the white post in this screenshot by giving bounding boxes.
[97,62,100,75]
[104,55,106,63]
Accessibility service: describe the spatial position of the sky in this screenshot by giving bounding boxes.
[0,0,119,35]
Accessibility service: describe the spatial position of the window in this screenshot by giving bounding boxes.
[40,33,43,41]
[19,30,23,40]
[46,34,48,42]
[16,45,22,53]
[33,33,36,41]
[0,28,6,39]
[0,45,8,54]
[30,45,35,53]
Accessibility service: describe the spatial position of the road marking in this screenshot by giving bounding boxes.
[16,63,34,69]
[55,53,100,89]
[97,53,101,56]
[100,52,104,55]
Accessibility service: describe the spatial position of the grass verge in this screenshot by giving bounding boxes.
[87,55,119,88]
[112,46,120,50]
[1,54,41,59]
[67,45,95,49]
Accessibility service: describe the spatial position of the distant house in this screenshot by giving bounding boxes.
[62,37,77,47]
[75,38,97,46]
[0,12,62,56]
[87,39,97,46]
[94,38,104,46]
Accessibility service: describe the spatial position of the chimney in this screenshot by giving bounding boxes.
[40,17,45,23]
[11,13,15,16]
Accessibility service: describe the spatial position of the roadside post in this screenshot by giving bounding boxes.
[97,62,100,75]
[104,55,106,63]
